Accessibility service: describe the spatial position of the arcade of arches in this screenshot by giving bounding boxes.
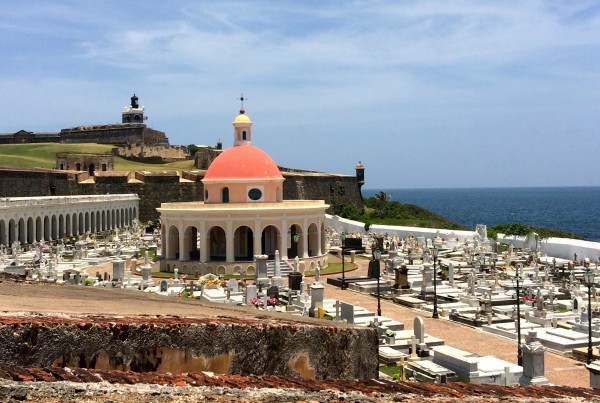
[0,195,139,246]
[157,200,329,275]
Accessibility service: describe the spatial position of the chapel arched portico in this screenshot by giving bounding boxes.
[158,210,329,275]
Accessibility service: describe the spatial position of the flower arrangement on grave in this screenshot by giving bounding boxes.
[523,295,537,303]
[267,297,279,307]
[200,274,221,288]
[250,297,263,308]
[181,274,188,282]
[384,329,395,337]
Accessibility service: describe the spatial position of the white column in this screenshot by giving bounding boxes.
[280,219,288,260]
[254,219,262,256]
[226,220,234,262]
[317,219,323,256]
[199,221,207,263]
[32,217,37,243]
[178,221,185,261]
[301,218,309,258]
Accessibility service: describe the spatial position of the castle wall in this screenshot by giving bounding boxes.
[113,144,189,163]
[194,147,222,169]
[59,124,168,145]
[282,173,363,211]
[56,153,114,172]
[0,168,362,225]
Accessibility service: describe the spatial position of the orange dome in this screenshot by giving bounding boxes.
[203,144,283,181]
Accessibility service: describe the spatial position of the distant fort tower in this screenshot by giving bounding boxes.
[122,94,145,123]
[0,94,167,145]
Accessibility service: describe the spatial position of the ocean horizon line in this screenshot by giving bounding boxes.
[363,185,600,192]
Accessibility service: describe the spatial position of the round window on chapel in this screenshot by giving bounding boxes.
[248,188,262,200]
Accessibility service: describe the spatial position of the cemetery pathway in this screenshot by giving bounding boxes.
[321,257,590,388]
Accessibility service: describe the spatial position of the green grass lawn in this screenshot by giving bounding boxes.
[0,143,196,172]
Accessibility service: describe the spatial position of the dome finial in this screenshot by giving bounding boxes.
[237,92,247,114]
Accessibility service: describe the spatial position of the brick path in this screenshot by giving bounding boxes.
[321,257,590,388]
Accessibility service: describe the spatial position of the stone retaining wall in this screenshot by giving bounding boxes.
[0,314,378,380]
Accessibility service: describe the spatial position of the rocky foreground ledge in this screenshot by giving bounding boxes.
[0,366,599,402]
[0,283,599,401]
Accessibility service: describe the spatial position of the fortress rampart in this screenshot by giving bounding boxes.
[0,167,363,223]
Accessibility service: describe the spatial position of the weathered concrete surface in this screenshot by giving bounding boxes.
[0,314,378,380]
[1,367,599,402]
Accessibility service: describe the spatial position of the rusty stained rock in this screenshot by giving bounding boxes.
[0,314,378,380]
[0,366,600,402]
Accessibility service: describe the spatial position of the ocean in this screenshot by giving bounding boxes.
[362,187,600,242]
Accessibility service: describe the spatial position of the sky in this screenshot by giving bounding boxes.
[1,1,599,190]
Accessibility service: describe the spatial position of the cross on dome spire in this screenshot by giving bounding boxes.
[237,93,247,114]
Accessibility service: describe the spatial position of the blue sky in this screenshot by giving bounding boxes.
[1,1,599,189]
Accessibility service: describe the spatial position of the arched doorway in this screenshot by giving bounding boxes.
[234,225,253,261]
[261,225,279,259]
[208,226,226,261]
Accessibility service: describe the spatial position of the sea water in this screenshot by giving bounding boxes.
[362,187,600,242]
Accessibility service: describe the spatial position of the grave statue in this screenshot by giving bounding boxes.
[467,272,475,295]
[315,262,321,282]
[536,288,543,311]
[11,241,20,259]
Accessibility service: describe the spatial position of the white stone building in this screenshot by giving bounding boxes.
[0,194,139,245]
[157,108,329,276]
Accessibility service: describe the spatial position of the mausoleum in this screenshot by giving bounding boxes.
[157,107,329,276]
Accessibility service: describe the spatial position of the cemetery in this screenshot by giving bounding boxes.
[3,213,600,389]
[1,107,600,393]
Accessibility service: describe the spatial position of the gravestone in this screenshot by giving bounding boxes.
[288,271,302,291]
[448,262,454,286]
[113,258,125,280]
[254,255,269,286]
[519,330,550,385]
[227,278,239,293]
[340,302,355,324]
[395,264,409,289]
[272,250,283,287]
[267,285,279,299]
[245,284,258,302]
[309,282,324,317]
[414,316,425,344]
[160,280,168,292]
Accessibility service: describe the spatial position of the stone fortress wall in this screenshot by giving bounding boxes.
[59,124,168,145]
[0,168,363,224]
[55,153,115,172]
[113,144,190,163]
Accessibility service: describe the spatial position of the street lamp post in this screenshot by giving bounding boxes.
[373,247,382,317]
[584,268,595,364]
[431,246,439,319]
[340,232,347,290]
[513,273,523,366]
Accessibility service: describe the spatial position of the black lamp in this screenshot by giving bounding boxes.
[584,268,596,364]
[373,247,382,316]
[512,273,523,366]
[340,232,347,290]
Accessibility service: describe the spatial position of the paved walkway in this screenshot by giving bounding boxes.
[321,256,590,388]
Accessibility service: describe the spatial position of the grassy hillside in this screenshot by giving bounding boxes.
[0,143,195,171]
